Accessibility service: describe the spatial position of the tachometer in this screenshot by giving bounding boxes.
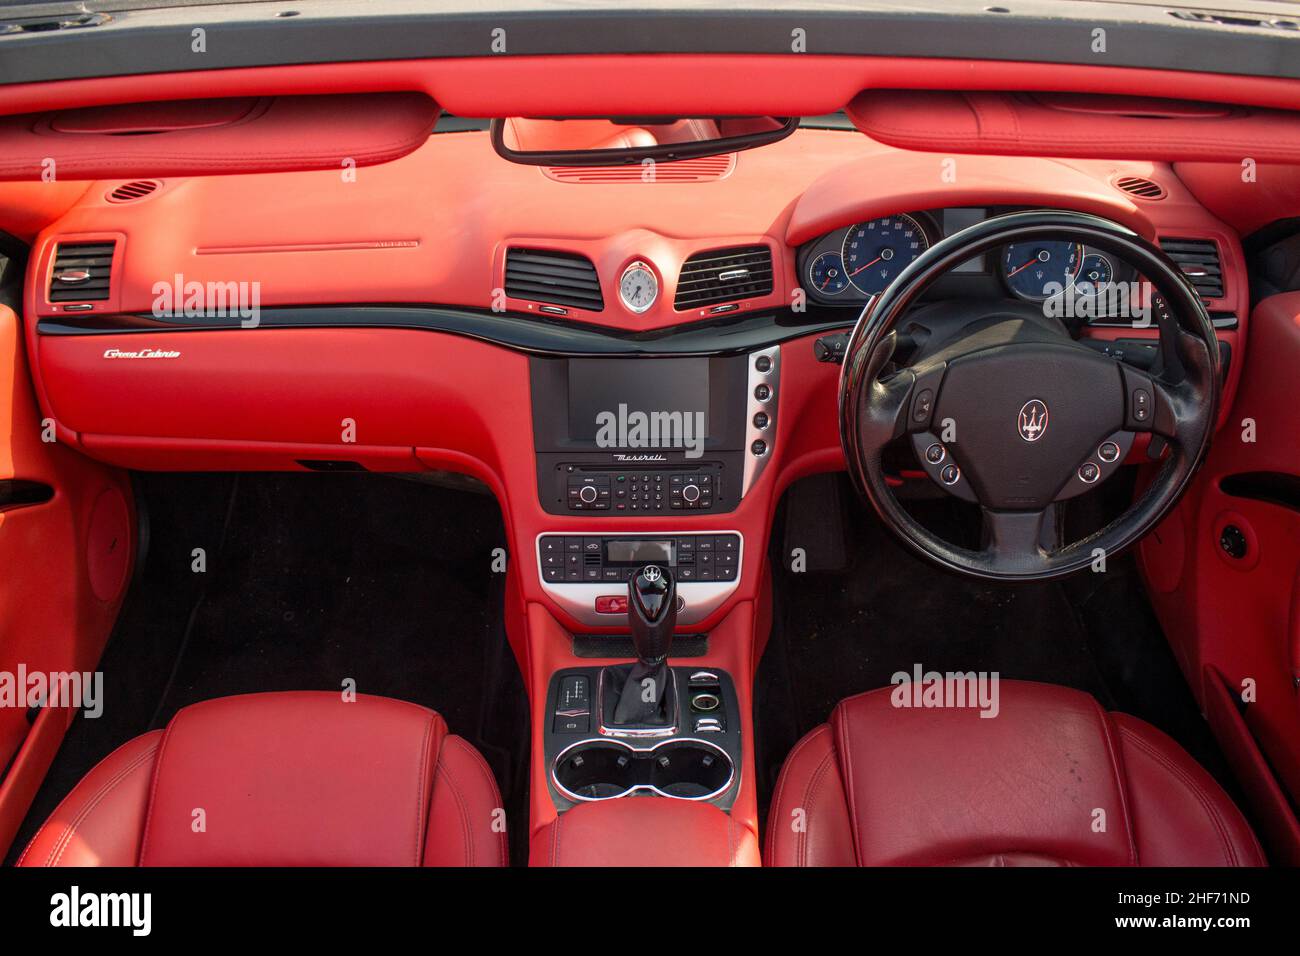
[1001,241,1084,301]
[841,214,930,296]
[808,251,849,296]
[1076,253,1113,297]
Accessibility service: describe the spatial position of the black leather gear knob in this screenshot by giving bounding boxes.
[628,564,676,663]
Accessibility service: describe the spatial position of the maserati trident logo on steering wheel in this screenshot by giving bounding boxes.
[1017,399,1049,442]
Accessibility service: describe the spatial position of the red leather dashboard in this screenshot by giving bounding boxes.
[2,83,1260,643]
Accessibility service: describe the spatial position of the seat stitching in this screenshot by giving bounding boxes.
[446,735,509,867]
[137,708,187,865]
[551,814,563,866]
[765,724,830,862]
[29,743,159,867]
[834,705,863,866]
[413,714,435,866]
[1119,725,1242,866]
[800,748,838,868]
[1090,698,1140,866]
[433,755,474,867]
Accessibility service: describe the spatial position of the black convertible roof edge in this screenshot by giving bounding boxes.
[0,1,1298,87]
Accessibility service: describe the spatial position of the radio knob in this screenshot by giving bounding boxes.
[682,483,701,503]
[578,485,598,504]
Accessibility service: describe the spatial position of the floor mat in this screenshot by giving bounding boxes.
[8,472,530,865]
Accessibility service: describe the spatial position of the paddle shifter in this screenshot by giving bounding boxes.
[609,564,677,727]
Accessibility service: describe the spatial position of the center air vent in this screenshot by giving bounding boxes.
[48,241,116,303]
[107,180,160,203]
[674,245,773,310]
[1113,175,1166,200]
[1159,237,1224,300]
[504,248,603,312]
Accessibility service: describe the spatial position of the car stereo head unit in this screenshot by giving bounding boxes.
[530,349,780,516]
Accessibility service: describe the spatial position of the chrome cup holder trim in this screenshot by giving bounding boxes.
[550,735,736,804]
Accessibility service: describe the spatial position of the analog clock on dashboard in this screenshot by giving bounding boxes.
[619,260,659,313]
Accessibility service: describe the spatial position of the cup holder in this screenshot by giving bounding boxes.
[552,738,735,802]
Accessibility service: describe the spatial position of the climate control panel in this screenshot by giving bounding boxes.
[536,531,744,627]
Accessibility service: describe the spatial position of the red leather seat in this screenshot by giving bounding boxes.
[19,692,507,867]
[767,680,1264,867]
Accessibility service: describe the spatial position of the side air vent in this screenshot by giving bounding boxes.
[1159,237,1224,300]
[1113,175,1166,200]
[106,180,161,203]
[504,248,603,312]
[674,245,773,310]
[48,241,116,303]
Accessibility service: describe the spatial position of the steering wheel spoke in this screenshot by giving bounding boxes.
[981,506,1054,565]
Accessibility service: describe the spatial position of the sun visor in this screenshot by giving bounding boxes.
[848,90,1300,163]
[0,92,438,180]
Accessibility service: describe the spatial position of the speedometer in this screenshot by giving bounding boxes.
[841,214,929,296]
[1001,241,1083,301]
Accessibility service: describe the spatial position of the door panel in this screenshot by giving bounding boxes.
[0,303,133,856]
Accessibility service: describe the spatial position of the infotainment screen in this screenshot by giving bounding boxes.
[567,358,710,443]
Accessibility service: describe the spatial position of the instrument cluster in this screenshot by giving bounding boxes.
[798,208,1140,311]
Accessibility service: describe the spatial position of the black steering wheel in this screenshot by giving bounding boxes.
[839,210,1220,581]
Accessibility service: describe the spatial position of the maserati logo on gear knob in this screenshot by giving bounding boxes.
[643,565,662,582]
[1018,400,1049,442]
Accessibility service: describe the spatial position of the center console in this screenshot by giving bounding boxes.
[544,666,743,812]
[541,563,743,815]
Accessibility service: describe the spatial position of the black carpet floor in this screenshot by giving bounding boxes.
[7,472,529,865]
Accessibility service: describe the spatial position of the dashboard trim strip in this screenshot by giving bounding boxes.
[36,307,854,359]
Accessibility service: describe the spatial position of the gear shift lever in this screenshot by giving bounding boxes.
[610,564,677,726]
[628,564,676,663]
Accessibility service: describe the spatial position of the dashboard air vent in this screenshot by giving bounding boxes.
[505,248,603,312]
[106,180,161,203]
[48,240,116,303]
[544,154,735,184]
[1113,175,1166,200]
[1159,237,1224,300]
[674,245,773,310]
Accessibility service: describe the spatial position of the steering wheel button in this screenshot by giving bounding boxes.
[1078,462,1101,483]
[913,388,934,423]
[940,464,960,485]
[1098,441,1120,463]
[1132,388,1151,422]
[925,443,946,464]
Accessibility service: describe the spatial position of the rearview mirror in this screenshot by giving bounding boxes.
[489,116,797,166]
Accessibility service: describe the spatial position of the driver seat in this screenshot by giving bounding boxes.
[767,680,1264,866]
